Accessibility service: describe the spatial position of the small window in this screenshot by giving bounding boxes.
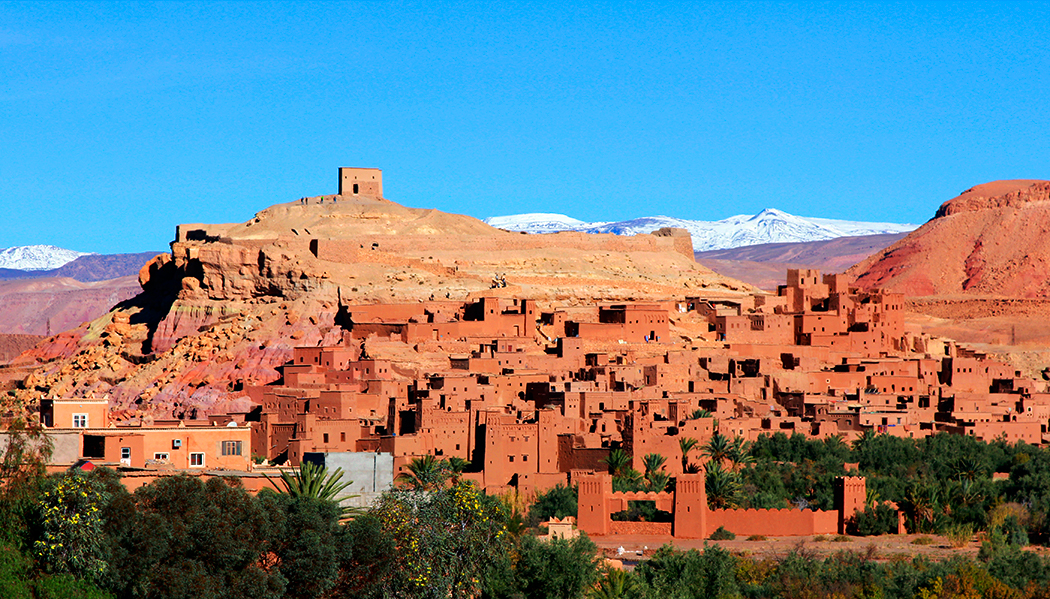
[120,447,131,460]
[341,432,346,442]
[509,455,515,463]
[190,452,205,467]
[72,414,88,428]
[323,433,329,444]
[221,441,243,456]
[154,452,170,461]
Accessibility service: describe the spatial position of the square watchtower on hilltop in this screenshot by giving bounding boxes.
[339,167,383,197]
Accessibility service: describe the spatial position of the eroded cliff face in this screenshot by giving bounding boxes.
[7,194,753,419]
[849,180,1050,298]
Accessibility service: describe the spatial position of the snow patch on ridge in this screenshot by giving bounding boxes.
[484,209,917,252]
[0,245,92,271]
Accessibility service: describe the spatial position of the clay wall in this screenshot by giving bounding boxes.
[174,223,237,243]
[708,508,839,537]
[609,521,673,536]
[417,409,471,459]
[483,421,541,487]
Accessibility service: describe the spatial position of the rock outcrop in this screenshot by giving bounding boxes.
[848,181,1050,298]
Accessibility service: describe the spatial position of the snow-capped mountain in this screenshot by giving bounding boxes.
[483,213,601,233]
[0,245,91,271]
[483,209,917,252]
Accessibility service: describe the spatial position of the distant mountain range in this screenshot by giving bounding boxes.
[0,250,162,282]
[484,209,917,252]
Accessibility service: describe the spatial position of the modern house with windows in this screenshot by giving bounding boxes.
[38,398,252,471]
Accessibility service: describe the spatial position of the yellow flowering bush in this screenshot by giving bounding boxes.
[372,480,507,598]
[33,472,108,581]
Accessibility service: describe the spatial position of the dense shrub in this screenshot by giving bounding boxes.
[527,484,577,526]
[709,526,736,540]
[849,503,899,536]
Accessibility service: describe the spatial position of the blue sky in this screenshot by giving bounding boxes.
[1,1,1048,253]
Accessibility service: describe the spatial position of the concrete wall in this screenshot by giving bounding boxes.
[0,431,80,466]
[305,451,395,509]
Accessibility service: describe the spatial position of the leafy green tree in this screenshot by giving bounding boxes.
[331,514,396,599]
[33,472,108,582]
[0,417,53,547]
[512,534,600,599]
[848,503,899,536]
[611,468,645,493]
[900,482,939,534]
[641,453,666,476]
[102,475,284,599]
[258,492,341,599]
[642,454,669,492]
[528,484,578,526]
[0,542,114,599]
[632,545,739,599]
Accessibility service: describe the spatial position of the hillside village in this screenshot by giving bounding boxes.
[37,267,1046,511]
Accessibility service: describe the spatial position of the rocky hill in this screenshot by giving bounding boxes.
[0,276,141,336]
[6,193,752,419]
[848,181,1050,297]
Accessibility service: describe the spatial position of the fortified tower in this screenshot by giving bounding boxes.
[576,472,613,536]
[338,167,383,197]
[834,476,866,534]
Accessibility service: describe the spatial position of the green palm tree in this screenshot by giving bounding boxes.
[852,429,876,452]
[703,432,731,465]
[612,467,645,493]
[642,453,667,476]
[953,456,984,482]
[678,437,699,473]
[901,482,938,533]
[865,487,881,510]
[447,456,471,483]
[689,409,712,420]
[822,434,848,457]
[646,471,670,493]
[269,461,359,517]
[589,566,635,599]
[727,436,753,472]
[704,461,742,509]
[396,454,450,490]
[603,448,632,477]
